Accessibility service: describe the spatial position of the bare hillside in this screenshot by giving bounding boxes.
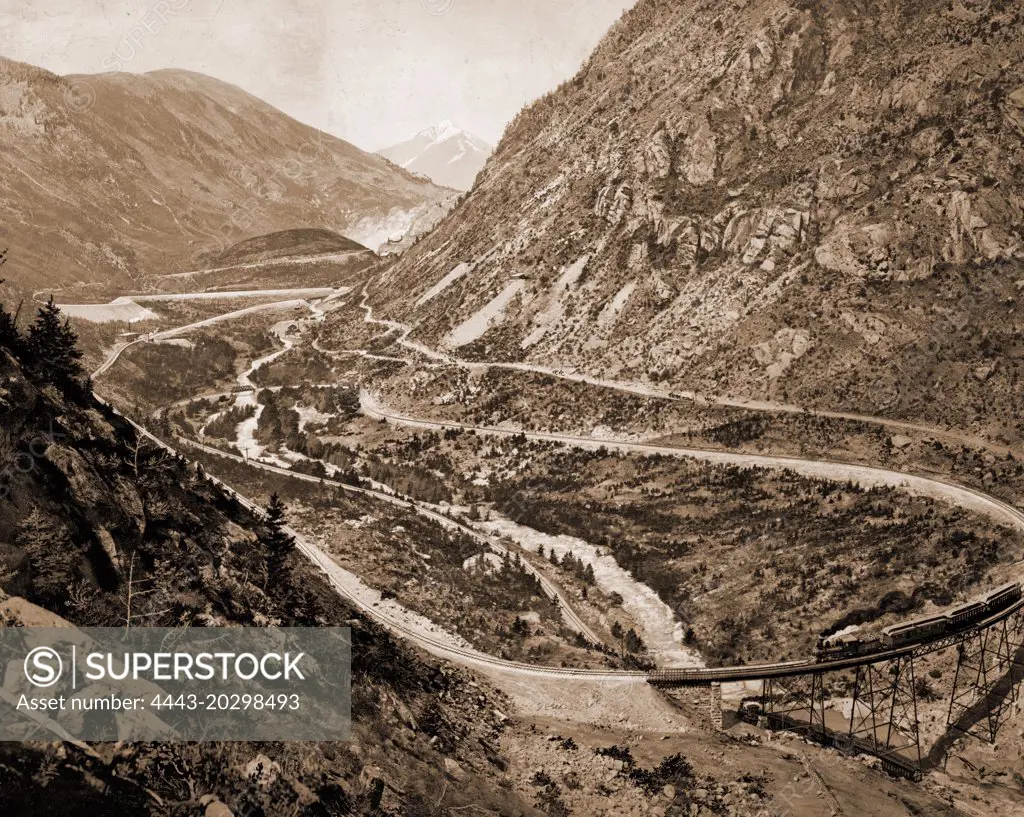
[369,0,1024,441]
[0,59,453,292]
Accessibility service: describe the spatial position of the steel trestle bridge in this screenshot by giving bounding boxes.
[651,598,1024,779]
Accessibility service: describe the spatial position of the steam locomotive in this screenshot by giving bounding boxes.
[815,581,1022,662]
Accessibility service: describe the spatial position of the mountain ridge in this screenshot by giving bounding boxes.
[0,57,454,292]
[366,0,1024,441]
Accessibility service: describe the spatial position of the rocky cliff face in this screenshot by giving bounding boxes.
[371,0,1024,439]
[0,345,246,609]
[0,59,453,292]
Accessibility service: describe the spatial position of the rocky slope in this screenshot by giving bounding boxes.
[0,59,453,292]
[370,0,1024,441]
[379,120,493,191]
[0,316,533,816]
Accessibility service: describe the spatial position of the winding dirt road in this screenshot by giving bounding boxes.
[358,393,1024,536]
[91,295,605,665]
[92,295,337,377]
[355,287,1021,459]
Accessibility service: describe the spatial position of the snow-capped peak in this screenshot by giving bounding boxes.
[379,122,494,191]
[418,119,461,146]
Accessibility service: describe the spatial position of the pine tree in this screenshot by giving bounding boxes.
[18,509,78,610]
[0,295,18,353]
[266,492,286,527]
[24,296,83,389]
[0,252,21,353]
[264,492,295,577]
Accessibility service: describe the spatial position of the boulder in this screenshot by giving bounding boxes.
[243,753,281,787]
[644,130,672,179]
[44,445,121,531]
[93,527,122,576]
[204,801,234,817]
[112,476,146,536]
[685,119,718,185]
[443,757,468,782]
[973,362,997,382]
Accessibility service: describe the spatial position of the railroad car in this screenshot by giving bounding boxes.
[945,600,988,628]
[738,699,762,725]
[880,613,947,648]
[876,583,1022,649]
[981,581,1022,612]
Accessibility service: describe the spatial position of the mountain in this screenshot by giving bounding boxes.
[378,120,492,191]
[0,59,455,293]
[367,0,1024,441]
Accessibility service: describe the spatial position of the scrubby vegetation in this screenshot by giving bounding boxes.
[0,288,534,816]
[485,445,1022,665]
[203,403,256,440]
[335,417,1021,667]
[98,314,282,417]
[110,333,255,410]
[170,439,624,669]
[369,361,1024,512]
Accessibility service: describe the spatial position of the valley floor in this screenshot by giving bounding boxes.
[89,279,1024,816]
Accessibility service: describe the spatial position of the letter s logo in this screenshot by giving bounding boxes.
[24,647,63,688]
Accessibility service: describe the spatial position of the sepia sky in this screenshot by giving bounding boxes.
[0,0,635,150]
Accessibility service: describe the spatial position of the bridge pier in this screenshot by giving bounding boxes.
[761,672,829,741]
[947,606,1024,743]
[660,682,723,731]
[846,655,922,772]
[708,682,723,730]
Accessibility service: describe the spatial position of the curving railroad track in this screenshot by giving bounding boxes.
[359,393,1024,535]
[177,437,603,646]
[92,297,326,377]
[355,285,1023,460]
